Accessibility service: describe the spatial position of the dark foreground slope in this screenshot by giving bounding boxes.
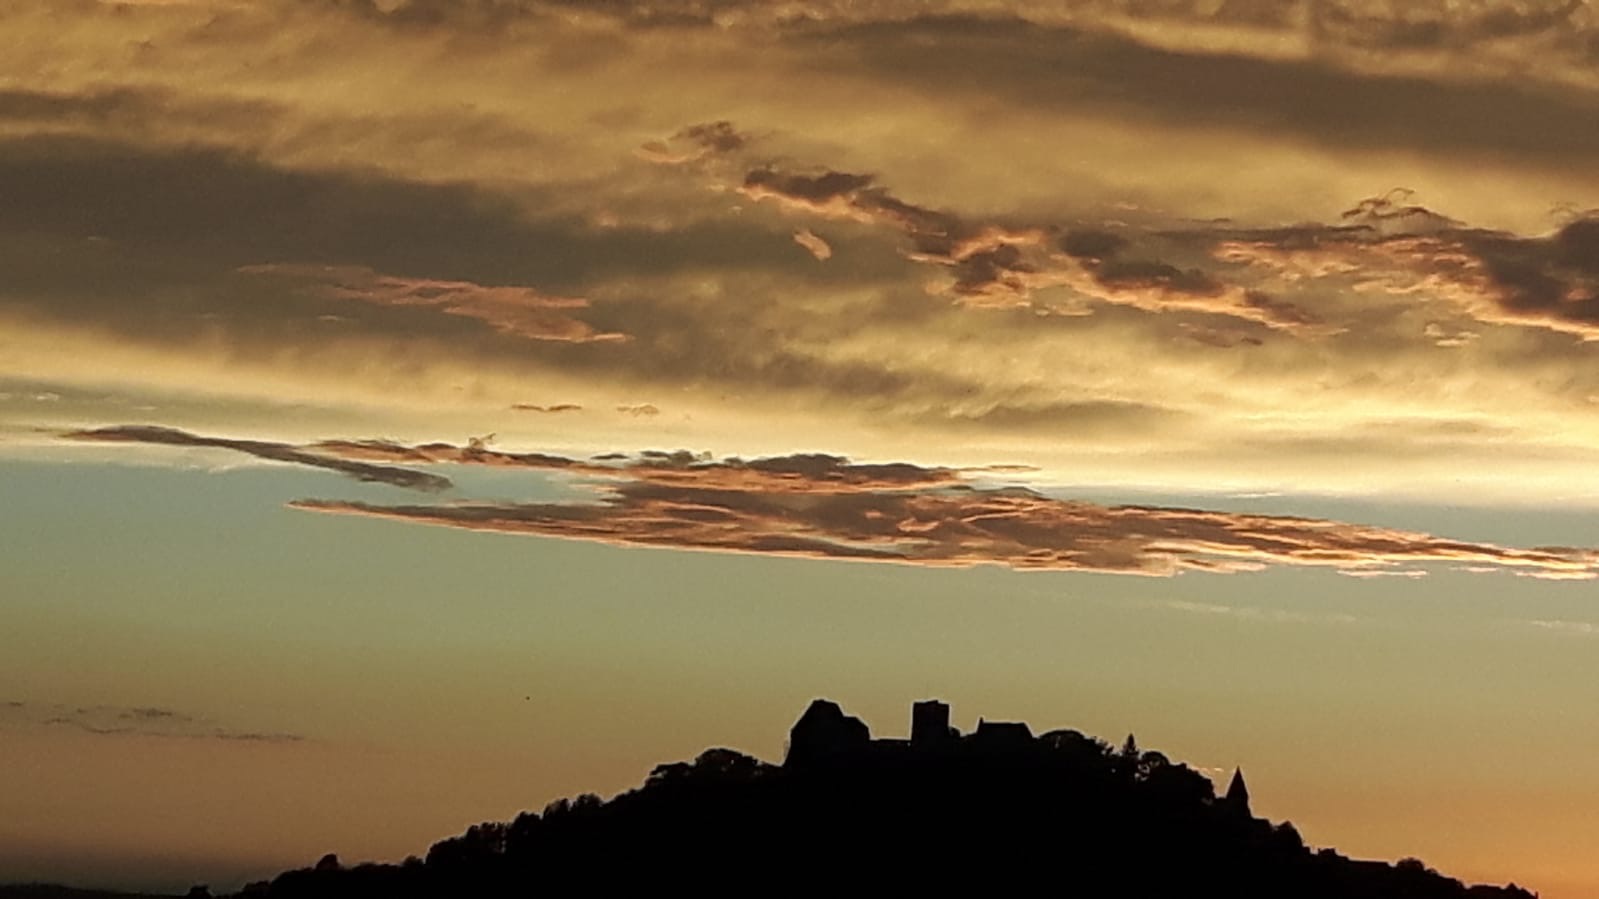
[246,700,1537,899]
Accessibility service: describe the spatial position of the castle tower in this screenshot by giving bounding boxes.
[911,699,956,745]
[784,699,870,767]
[1224,767,1251,815]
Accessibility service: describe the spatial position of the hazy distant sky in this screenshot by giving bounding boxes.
[3,1,1599,895]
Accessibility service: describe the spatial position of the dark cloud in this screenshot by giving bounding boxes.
[65,425,453,492]
[1058,229,1128,261]
[0,133,940,408]
[0,133,838,308]
[332,0,772,30]
[0,85,288,145]
[950,243,1036,298]
[309,438,588,474]
[1091,259,1224,296]
[332,0,1599,80]
[678,120,749,154]
[737,162,1070,305]
[1337,191,1464,236]
[792,13,1599,171]
[0,701,305,743]
[1452,215,1599,336]
[743,168,879,208]
[77,427,962,493]
[685,142,1319,329]
[638,120,752,164]
[940,398,1188,435]
[309,438,964,492]
[327,0,548,29]
[1213,195,1599,339]
[1311,0,1585,51]
[0,86,152,121]
[511,403,583,413]
[1176,322,1265,348]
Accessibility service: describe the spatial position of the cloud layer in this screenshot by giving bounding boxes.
[7,0,1599,505]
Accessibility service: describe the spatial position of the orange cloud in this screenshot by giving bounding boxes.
[57,425,1599,578]
[241,264,628,344]
[792,228,832,260]
[285,438,1599,579]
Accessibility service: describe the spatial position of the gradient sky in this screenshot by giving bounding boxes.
[4,0,1599,895]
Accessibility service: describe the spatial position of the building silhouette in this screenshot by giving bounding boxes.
[969,718,1035,750]
[911,699,957,745]
[784,698,870,766]
[788,698,1242,797]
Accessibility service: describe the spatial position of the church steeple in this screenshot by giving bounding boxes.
[1224,767,1251,814]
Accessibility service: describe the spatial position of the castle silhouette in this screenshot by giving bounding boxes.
[786,697,1254,812]
[214,696,1535,899]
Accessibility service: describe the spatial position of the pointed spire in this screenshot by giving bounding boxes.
[1225,767,1251,813]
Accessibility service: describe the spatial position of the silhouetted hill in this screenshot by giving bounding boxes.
[241,699,1537,898]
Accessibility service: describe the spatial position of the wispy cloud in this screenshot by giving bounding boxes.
[1165,600,1363,625]
[511,403,583,413]
[60,425,1599,579]
[1523,619,1599,635]
[0,700,305,743]
[241,264,629,344]
[1337,568,1430,579]
[283,437,1599,579]
[65,425,453,492]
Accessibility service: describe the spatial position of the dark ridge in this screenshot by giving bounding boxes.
[236,699,1537,897]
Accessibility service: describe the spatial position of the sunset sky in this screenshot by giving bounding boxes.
[4,0,1599,895]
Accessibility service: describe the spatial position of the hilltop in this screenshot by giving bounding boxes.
[235,699,1534,898]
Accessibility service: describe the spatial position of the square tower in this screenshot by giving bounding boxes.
[911,699,956,745]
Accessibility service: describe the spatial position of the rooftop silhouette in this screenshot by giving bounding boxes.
[219,699,1537,897]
